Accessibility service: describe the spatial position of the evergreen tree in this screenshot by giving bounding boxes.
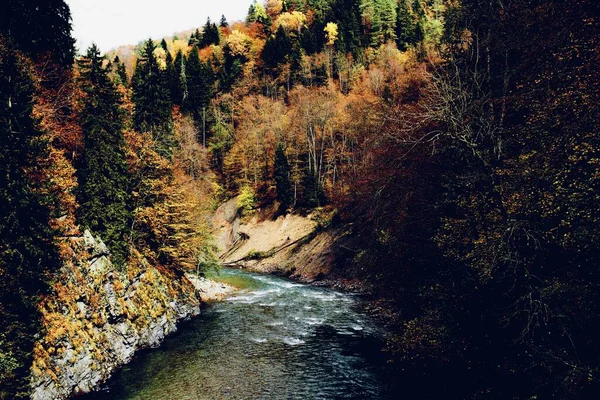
[396,0,416,50]
[246,2,257,25]
[0,44,60,399]
[262,25,293,68]
[76,44,132,266]
[0,0,75,68]
[220,14,229,28]
[188,28,202,47]
[112,56,128,86]
[274,143,293,210]
[172,50,187,105]
[199,18,221,47]
[183,49,214,126]
[132,38,174,157]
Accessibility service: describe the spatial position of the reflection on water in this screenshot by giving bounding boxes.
[83,268,400,399]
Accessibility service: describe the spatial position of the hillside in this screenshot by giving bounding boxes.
[1,0,599,399]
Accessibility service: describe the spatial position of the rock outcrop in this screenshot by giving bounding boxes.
[214,198,347,283]
[30,231,201,399]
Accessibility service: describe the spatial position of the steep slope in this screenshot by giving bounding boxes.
[30,231,201,399]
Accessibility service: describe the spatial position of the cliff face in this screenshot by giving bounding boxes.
[30,231,200,399]
[214,199,357,287]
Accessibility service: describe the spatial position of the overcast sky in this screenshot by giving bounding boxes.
[66,0,253,53]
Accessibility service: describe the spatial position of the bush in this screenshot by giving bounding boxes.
[237,186,256,216]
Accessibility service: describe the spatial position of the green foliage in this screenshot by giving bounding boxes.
[172,50,187,105]
[220,15,229,28]
[132,39,174,157]
[274,143,294,210]
[199,18,221,48]
[182,49,215,124]
[238,186,256,216]
[76,44,132,266]
[395,0,417,51]
[262,26,293,69]
[0,43,60,399]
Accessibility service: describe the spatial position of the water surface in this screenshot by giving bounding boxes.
[85,268,399,399]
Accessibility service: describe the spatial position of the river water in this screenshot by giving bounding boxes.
[85,268,400,399]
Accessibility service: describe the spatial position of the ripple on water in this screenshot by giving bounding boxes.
[282,337,305,346]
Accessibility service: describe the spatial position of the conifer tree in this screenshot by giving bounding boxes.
[0,43,60,399]
[262,25,292,68]
[274,143,293,210]
[188,28,202,46]
[220,14,229,28]
[396,0,416,50]
[76,44,132,266]
[132,38,174,157]
[172,50,187,105]
[199,18,221,48]
[183,49,214,125]
[0,0,75,68]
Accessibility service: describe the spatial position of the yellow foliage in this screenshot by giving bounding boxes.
[274,11,307,33]
[324,22,339,46]
[226,30,253,58]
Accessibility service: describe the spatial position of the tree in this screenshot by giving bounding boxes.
[396,0,416,51]
[76,44,132,266]
[199,18,220,48]
[0,43,60,399]
[171,50,187,105]
[115,58,128,86]
[274,143,293,209]
[183,48,214,129]
[0,0,75,68]
[188,28,202,46]
[220,14,229,28]
[132,38,174,157]
[262,25,293,69]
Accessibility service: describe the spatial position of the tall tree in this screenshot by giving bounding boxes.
[171,50,187,105]
[274,143,293,209]
[395,0,416,51]
[0,0,75,68]
[0,43,60,399]
[132,38,174,157]
[220,14,229,28]
[199,18,220,47]
[183,48,214,129]
[76,44,132,266]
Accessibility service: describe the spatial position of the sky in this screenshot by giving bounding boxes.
[66,0,254,53]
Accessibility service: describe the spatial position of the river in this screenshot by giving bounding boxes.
[83,267,400,399]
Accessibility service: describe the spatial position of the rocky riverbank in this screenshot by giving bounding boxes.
[29,231,203,400]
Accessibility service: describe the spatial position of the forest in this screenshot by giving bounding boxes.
[1,0,599,399]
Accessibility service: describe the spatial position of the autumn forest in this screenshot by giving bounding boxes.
[1,0,599,399]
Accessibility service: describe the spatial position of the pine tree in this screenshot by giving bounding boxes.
[262,25,293,68]
[132,38,174,157]
[112,56,128,86]
[0,43,60,399]
[220,14,229,28]
[183,49,214,125]
[199,18,221,48]
[188,28,202,47]
[396,0,416,50]
[172,50,187,105]
[76,44,132,266]
[274,143,293,210]
[0,0,75,68]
